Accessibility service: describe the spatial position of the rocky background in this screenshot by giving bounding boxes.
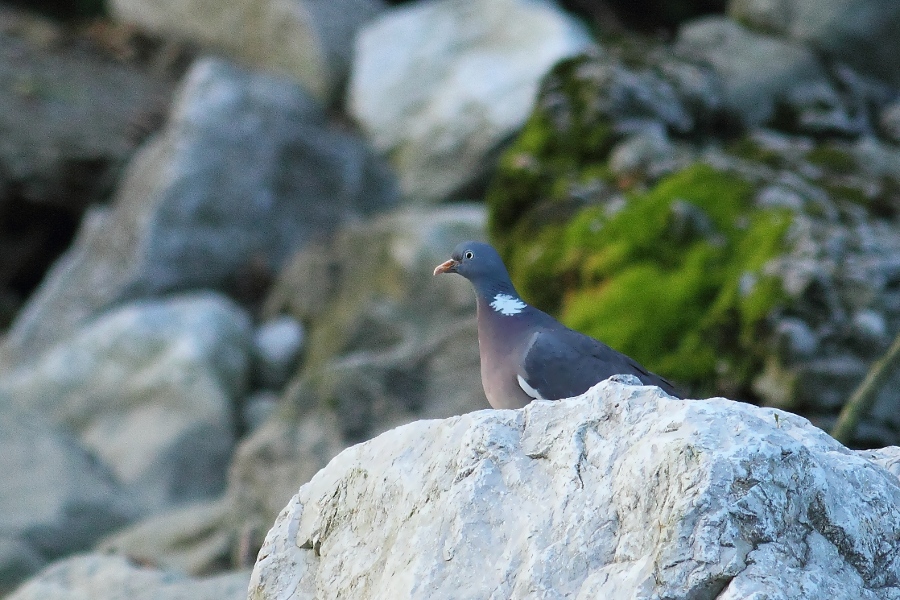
[2,0,900,597]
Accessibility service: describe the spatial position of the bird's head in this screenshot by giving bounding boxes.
[433,241,515,294]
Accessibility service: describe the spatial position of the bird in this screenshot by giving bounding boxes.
[433,241,680,409]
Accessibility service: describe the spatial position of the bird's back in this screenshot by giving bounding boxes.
[522,323,681,400]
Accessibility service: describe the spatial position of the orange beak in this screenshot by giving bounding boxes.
[433,259,458,276]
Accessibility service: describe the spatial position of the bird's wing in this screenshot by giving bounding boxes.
[518,327,680,400]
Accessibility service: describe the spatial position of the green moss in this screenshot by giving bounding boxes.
[491,162,792,392]
[806,144,857,174]
[486,54,617,252]
[726,138,785,169]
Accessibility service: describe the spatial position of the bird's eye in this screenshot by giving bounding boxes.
[464,251,474,260]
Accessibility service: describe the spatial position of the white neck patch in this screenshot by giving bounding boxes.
[490,293,526,316]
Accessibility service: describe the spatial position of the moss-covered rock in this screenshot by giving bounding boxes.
[484,50,804,395]
[486,50,710,310]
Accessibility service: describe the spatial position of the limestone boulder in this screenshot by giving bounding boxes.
[250,377,900,599]
[349,0,592,202]
[0,293,252,511]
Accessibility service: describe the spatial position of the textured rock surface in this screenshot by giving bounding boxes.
[729,0,900,86]
[0,408,134,592]
[0,57,396,366]
[349,0,592,201]
[8,554,249,600]
[109,0,385,100]
[250,377,900,599]
[229,204,487,537]
[676,16,828,127]
[0,293,252,511]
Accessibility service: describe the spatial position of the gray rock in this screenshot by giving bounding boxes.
[8,554,249,600]
[851,136,900,179]
[786,80,861,137]
[0,293,253,512]
[0,57,397,366]
[0,8,173,209]
[608,125,676,177]
[109,0,385,101]
[230,204,487,535]
[694,131,900,441]
[97,498,234,576]
[0,408,135,593]
[851,309,888,345]
[879,100,900,144]
[249,380,900,599]
[774,316,818,360]
[228,408,347,547]
[349,0,592,201]
[729,0,900,87]
[676,16,829,127]
[242,390,281,432]
[253,316,305,389]
[729,0,792,34]
[0,9,175,323]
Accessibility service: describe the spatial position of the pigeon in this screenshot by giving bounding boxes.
[434,241,680,408]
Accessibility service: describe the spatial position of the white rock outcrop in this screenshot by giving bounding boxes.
[349,0,592,202]
[249,377,900,599]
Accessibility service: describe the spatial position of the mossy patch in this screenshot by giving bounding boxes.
[486,55,617,250]
[806,144,857,174]
[491,162,792,393]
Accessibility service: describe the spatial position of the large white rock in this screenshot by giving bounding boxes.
[109,0,385,100]
[349,0,593,202]
[0,293,252,511]
[249,377,900,599]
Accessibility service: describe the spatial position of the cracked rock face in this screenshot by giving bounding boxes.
[249,378,900,599]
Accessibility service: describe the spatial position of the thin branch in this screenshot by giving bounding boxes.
[831,331,900,445]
